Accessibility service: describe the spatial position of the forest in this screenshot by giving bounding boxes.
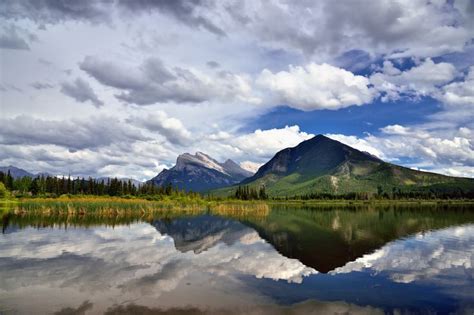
[0,171,198,198]
[1,171,473,201]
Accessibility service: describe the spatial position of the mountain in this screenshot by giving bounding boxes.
[0,165,142,186]
[151,214,252,254]
[216,135,474,197]
[149,152,254,192]
[0,166,35,179]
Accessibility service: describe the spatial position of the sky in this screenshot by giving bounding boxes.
[0,0,473,181]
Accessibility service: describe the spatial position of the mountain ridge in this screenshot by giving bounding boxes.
[149,152,253,192]
[215,134,474,197]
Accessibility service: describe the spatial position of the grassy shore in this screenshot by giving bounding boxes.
[1,195,473,218]
[3,195,270,219]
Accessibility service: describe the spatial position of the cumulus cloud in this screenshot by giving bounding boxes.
[327,125,474,176]
[257,63,375,110]
[435,66,474,106]
[232,125,313,158]
[370,59,458,101]
[80,56,259,105]
[60,78,103,107]
[127,111,192,146]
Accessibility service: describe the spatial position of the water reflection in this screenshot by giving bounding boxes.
[243,204,474,272]
[1,203,473,314]
[0,217,313,314]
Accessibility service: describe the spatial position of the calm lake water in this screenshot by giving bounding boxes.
[1,203,473,314]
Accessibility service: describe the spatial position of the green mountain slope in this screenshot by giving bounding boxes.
[213,135,474,197]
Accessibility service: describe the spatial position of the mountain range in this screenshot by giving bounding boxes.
[149,152,253,192]
[3,135,473,196]
[0,166,142,187]
[0,166,37,179]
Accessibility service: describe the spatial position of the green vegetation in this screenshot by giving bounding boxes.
[0,170,202,199]
[234,185,268,200]
[213,136,474,199]
[0,182,9,199]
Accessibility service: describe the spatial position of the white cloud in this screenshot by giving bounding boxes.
[435,66,474,106]
[257,63,375,110]
[370,59,457,101]
[232,125,314,158]
[328,125,474,176]
[128,111,192,146]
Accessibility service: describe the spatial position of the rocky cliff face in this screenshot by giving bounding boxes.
[149,152,253,192]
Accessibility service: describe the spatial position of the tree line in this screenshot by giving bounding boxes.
[234,185,268,200]
[234,184,473,200]
[0,171,197,198]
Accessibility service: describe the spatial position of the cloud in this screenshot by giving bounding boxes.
[60,78,104,108]
[370,59,457,101]
[257,63,375,110]
[222,0,473,59]
[127,112,192,146]
[206,60,220,68]
[232,125,314,158]
[0,25,36,50]
[80,56,259,105]
[0,0,224,38]
[30,82,55,90]
[435,66,474,106]
[0,0,110,24]
[327,125,474,176]
[1,1,471,61]
[117,0,225,36]
[0,115,147,151]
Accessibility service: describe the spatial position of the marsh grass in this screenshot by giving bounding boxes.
[1,196,272,231]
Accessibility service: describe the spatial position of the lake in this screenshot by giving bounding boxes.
[1,203,473,314]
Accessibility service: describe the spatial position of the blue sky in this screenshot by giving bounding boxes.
[242,97,442,137]
[0,0,473,180]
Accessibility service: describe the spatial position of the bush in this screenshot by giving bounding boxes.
[0,182,10,199]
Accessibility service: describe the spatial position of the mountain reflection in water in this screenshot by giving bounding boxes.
[1,203,473,314]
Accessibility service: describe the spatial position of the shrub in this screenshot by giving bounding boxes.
[0,182,10,199]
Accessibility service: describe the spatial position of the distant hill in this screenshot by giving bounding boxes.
[213,135,474,197]
[0,165,142,186]
[149,152,254,192]
[0,166,35,179]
